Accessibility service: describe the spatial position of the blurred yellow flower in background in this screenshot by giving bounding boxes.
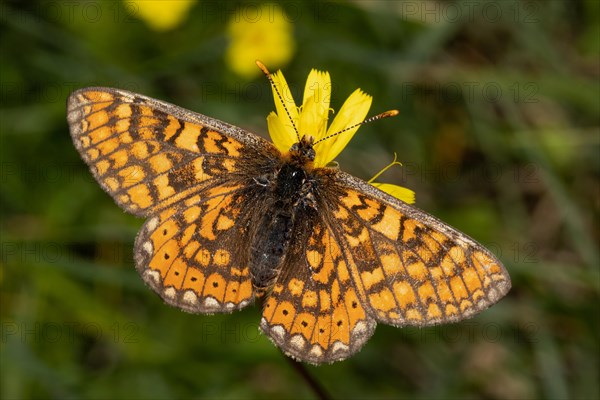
[128,0,196,31]
[265,66,415,204]
[226,5,295,79]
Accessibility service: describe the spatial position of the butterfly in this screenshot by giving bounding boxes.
[67,68,510,365]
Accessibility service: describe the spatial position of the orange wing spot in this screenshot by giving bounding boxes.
[184,195,201,207]
[263,297,277,320]
[436,280,454,304]
[407,259,428,281]
[86,148,100,160]
[115,118,130,133]
[291,312,316,337]
[159,207,177,221]
[288,278,305,297]
[381,250,401,276]
[115,103,132,119]
[370,205,401,240]
[181,224,195,244]
[333,205,349,219]
[182,268,205,291]
[150,218,179,247]
[175,123,201,152]
[346,227,369,247]
[118,194,130,204]
[462,267,483,293]
[417,281,438,304]
[87,110,109,131]
[361,268,384,290]
[319,290,331,312]
[195,248,211,267]
[445,304,459,317]
[138,105,154,116]
[96,137,120,156]
[302,290,318,309]
[109,149,129,169]
[471,288,485,302]
[95,160,110,176]
[85,91,114,102]
[272,284,284,294]
[104,177,119,192]
[162,115,182,141]
[337,260,350,282]
[221,138,242,157]
[119,165,145,187]
[430,266,443,280]
[393,281,416,307]
[460,299,473,312]
[139,116,160,128]
[472,251,501,275]
[450,276,469,301]
[89,126,112,144]
[339,190,362,208]
[79,136,91,148]
[183,240,200,260]
[331,280,341,305]
[355,197,379,221]
[369,288,396,312]
[306,250,322,269]
[427,303,442,319]
[344,288,366,325]
[422,234,443,258]
[189,157,211,182]
[216,214,235,231]
[402,219,424,242]
[202,273,227,301]
[331,304,350,344]
[131,141,150,159]
[148,153,173,174]
[183,206,200,224]
[150,239,179,277]
[272,300,296,327]
[312,314,332,349]
[163,257,188,288]
[224,281,240,303]
[237,280,253,301]
[406,308,423,321]
[127,185,154,208]
[441,252,458,275]
[214,249,230,266]
[153,175,176,200]
[312,256,334,284]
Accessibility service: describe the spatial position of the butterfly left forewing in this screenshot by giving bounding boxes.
[325,171,511,327]
[67,87,276,216]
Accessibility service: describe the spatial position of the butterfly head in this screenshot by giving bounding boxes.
[288,135,316,164]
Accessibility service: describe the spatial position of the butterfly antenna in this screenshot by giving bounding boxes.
[256,60,301,142]
[313,110,399,145]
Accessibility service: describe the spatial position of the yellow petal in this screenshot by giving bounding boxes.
[372,183,416,204]
[267,112,295,153]
[301,69,331,140]
[314,89,372,167]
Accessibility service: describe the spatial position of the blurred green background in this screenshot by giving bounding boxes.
[1,0,598,399]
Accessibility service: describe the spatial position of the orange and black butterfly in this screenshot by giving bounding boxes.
[67,67,510,365]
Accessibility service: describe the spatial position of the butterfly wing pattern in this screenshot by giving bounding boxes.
[68,87,511,365]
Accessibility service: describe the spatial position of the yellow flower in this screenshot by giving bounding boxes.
[264,65,415,204]
[226,5,295,79]
[128,0,196,31]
